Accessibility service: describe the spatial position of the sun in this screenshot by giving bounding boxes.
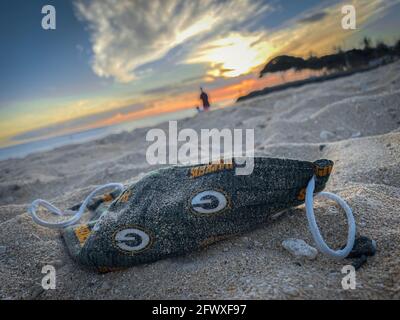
[186,33,273,78]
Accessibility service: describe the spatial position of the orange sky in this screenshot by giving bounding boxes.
[86,68,320,131]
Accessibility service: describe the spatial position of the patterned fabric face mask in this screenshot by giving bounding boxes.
[29,157,356,272]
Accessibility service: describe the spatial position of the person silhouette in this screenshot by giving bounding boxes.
[199,87,210,111]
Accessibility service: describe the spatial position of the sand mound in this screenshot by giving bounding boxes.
[0,62,399,299]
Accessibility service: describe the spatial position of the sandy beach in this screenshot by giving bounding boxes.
[0,61,399,300]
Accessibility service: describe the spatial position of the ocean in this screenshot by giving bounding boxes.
[0,109,197,161]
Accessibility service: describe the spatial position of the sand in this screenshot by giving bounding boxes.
[0,62,399,300]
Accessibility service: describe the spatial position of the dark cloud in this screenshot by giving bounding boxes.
[298,11,327,24]
[143,75,209,96]
[143,84,183,96]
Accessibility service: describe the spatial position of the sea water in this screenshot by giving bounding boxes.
[0,109,197,161]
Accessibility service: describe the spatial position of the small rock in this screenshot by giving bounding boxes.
[320,130,335,140]
[282,285,299,297]
[282,238,318,260]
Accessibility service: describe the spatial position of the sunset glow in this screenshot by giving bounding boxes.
[186,33,273,78]
[1,0,399,148]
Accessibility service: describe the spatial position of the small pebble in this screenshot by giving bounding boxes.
[282,285,299,297]
[282,238,318,260]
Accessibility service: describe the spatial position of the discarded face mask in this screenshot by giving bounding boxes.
[28,157,356,272]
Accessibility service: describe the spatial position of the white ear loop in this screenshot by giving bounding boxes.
[305,176,356,260]
[28,183,124,229]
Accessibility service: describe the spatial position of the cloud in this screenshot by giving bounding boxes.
[143,84,183,96]
[298,11,327,24]
[264,0,394,59]
[75,0,272,83]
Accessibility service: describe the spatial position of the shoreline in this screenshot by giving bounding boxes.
[0,108,197,161]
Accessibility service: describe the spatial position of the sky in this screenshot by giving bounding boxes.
[1,0,400,148]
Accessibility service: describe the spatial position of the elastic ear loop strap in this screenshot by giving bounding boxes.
[305,175,356,260]
[28,183,124,229]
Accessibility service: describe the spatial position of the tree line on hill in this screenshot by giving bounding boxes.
[259,37,400,77]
